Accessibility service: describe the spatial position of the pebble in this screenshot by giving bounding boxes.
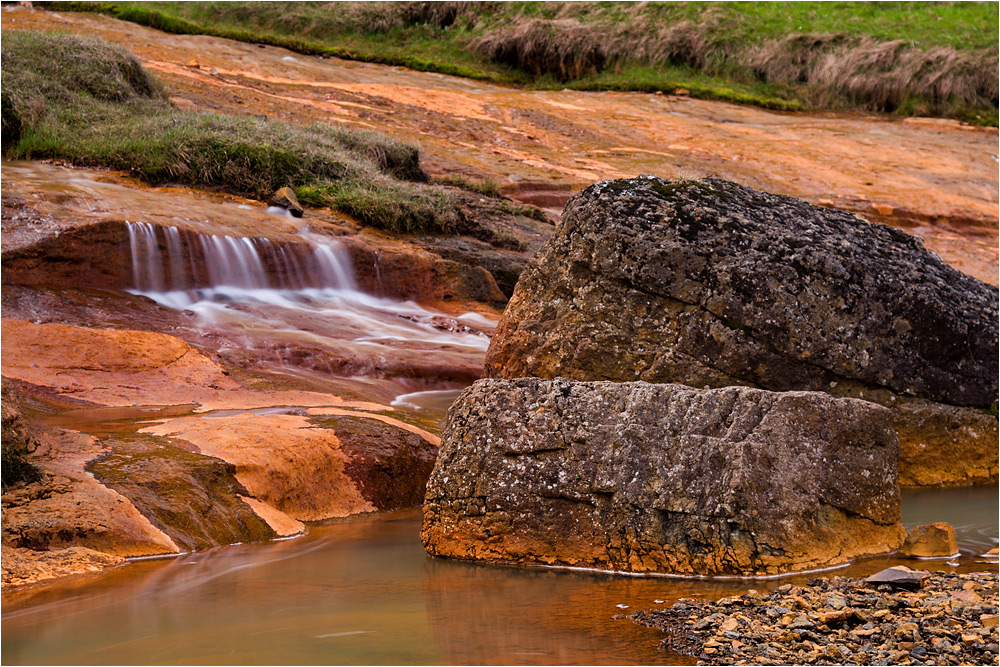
[632,570,998,665]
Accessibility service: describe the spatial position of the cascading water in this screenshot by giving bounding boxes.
[125,222,356,293]
[124,222,494,387]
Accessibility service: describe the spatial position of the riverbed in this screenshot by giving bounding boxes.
[3,487,995,666]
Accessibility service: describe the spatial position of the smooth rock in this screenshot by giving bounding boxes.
[485,177,999,487]
[422,378,905,576]
[900,522,959,559]
[866,566,930,590]
[268,186,304,217]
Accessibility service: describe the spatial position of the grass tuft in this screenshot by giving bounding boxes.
[435,175,502,197]
[1,30,468,234]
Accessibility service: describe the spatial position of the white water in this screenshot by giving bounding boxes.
[124,223,494,381]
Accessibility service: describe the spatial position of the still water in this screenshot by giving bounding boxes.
[3,487,996,666]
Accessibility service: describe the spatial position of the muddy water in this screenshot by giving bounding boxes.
[2,488,996,666]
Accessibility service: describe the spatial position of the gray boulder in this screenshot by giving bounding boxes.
[422,378,906,576]
[484,177,998,486]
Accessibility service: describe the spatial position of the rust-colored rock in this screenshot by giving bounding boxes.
[900,522,959,559]
[1,546,125,590]
[269,186,304,217]
[484,177,999,487]
[422,378,905,577]
[2,424,180,558]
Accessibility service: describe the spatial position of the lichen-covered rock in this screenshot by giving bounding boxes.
[421,378,906,576]
[484,177,999,486]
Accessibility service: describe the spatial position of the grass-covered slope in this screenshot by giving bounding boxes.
[49,1,999,123]
[1,30,488,235]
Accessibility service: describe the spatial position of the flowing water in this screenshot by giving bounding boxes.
[125,220,492,357]
[117,217,495,398]
[2,488,996,666]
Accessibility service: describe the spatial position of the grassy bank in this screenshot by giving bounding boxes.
[1,30,509,235]
[47,1,999,123]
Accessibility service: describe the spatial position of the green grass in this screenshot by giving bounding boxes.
[1,30,470,234]
[42,1,998,122]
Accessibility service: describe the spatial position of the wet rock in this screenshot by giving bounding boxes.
[422,378,905,576]
[485,177,999,487]
[1,546,124,589]
[313,414,438,511]
[900,522,959,559]
[89,435,276,552]
[2,422,180,573]
[866,566,930,590]
[268,186,304,217]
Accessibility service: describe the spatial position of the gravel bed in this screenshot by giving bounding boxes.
[632,570,998,665]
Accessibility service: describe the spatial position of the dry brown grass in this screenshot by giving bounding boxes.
[468,6,996,114]
[750,36,998,112]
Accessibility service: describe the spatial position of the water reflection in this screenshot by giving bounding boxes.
[3,488,997,666]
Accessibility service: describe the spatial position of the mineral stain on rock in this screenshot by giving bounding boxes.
[422,378,906,577]
[88,434,276,552]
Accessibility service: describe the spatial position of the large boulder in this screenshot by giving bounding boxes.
[422,378,906,576]
[484,177,998,487]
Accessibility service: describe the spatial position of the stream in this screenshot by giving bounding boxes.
[2,487,996,666]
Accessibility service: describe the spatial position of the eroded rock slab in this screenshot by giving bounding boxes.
[485,177,999,487]
[422,378,905,576]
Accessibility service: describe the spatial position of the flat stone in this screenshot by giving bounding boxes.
[867,566,930,590]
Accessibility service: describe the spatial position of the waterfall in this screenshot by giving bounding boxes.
[125,222,357,293]
[128,221,167,292]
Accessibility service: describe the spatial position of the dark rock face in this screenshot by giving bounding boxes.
[422,378,905,576]
[88,435,275,552]
[1,378,41,489]
[317,415,438,512]
[484,177,998,485]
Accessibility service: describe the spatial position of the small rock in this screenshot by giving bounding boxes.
[817,608,854,625]
[826,592,848,609]
[980,614,999,627]
[268,186,304,218]
[186,59,200,68]
[867,566,930,590]
[789,614,815,630]
[895,622,922,642]
[901,523,959,559]
[930,637,953,651]
[674,88,690,96]
[720,617,740,632]
[872,203,895,216]
[949,589,982,603]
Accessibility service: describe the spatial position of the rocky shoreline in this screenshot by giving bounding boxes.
[632,569,999,666]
